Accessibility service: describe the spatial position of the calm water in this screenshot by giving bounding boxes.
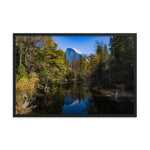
[31,83,134,115]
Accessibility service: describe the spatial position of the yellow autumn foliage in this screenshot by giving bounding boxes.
[16,72,39,114]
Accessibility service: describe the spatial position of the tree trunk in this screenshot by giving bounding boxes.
[44,78,48,93]
[19,44,23,66]
[25,47,28,67]
[96,71,100,88]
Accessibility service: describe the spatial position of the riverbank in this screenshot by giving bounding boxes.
[90,86,134,102]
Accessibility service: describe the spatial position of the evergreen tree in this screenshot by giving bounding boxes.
[80,56,84,78]
[109,35,135,89]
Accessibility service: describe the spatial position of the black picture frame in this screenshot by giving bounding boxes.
[13,33,137,117]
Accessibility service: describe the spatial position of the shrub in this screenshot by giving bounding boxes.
[16,72,39,114]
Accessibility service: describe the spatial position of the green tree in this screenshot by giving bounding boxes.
[79,56,84,78]
[87,54,100,82]
[109,35,135,89]
[72,69,75,79]
[72,58,80,78]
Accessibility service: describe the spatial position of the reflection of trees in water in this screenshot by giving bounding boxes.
[33,84,68,114]
[93,95,134,114]
[32,83,98,114]
[70,83,91,101]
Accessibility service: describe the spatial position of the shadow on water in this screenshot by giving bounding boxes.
[31,83,134,115]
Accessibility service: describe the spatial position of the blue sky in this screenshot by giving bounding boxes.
[52,36,111,55]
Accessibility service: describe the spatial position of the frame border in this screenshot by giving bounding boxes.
[13,33,137,117]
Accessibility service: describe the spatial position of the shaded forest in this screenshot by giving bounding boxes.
[15,35,135,114]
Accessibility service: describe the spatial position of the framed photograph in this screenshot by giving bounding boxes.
[13,33,137,117]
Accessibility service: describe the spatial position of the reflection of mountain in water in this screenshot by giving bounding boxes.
[69,100,79,106]
[64,93,76,105]
[62,90,93,114]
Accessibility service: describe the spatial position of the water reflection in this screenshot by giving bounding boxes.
[62,92,94,114]
[31,83,134,115]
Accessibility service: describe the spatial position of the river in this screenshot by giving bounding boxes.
[31,82,134,115]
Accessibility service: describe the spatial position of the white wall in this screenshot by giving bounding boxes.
[0,0,150,150]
